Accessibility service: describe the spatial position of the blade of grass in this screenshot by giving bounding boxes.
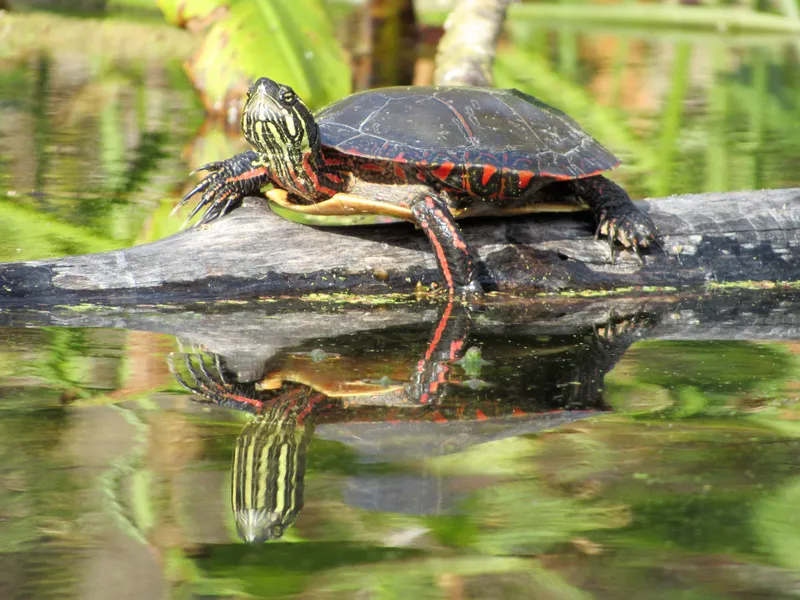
[705,44,728,193]
[653,43,692,197]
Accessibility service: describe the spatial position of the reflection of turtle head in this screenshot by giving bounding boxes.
[231,408,313,543]
[234,508,285,543]
[169,352,325,544]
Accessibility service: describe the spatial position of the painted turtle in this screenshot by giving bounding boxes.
[177,78,657,297]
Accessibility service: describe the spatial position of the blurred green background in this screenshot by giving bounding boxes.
[1,1,800,598]
[1,0,799,262]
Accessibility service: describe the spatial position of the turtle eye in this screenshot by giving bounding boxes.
[279,88,297,106]
[270,524,284,539]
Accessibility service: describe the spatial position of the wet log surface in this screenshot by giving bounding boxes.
[0,187,798,307]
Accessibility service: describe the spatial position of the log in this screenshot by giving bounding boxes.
[0,188,798,307]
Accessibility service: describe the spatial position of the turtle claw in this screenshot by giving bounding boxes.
[596,210,658,264]
[190,160,224,176]
[608,220,621,261]
[175,150,269,227]
[172,178,213,217]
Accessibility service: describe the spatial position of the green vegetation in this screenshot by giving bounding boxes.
[1,0,800,597]
[1,0,799,259]
[159,0,350,110]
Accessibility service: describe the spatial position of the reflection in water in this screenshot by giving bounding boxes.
[231,388,326,543]
[1,295,798,598]
[172,352,330,543]
[170,302,647,543]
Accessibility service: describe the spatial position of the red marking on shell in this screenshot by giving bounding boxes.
[361,163,383,172]
[481,165,497,186]
[518,170,535,188]
[323,155,345,166]
[432,162,455,180]
[394,164,406,180]
[436,98,474,138]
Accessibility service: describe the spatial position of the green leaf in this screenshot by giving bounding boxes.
[0,200,120,262]
[157,0,228,28]
[186,0,350,115]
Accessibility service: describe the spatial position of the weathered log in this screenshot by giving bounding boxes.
[0,188,797,307]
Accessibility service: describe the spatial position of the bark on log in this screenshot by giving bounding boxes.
[0,188,798,307]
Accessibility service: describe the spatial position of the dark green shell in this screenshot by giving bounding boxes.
[315,86,619,179]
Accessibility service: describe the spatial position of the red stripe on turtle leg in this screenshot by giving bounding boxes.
[226,166,268,184]
[410,192,480,297]
[406,299,473,404]
[418,218,455,292]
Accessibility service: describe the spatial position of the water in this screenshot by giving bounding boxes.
[1,6,800,600]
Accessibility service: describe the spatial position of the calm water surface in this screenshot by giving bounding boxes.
[1,7,799,600]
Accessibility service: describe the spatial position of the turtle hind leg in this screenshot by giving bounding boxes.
[569,175,658,260]
[409,192,484,300]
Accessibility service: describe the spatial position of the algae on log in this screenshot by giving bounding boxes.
[0,188,798,307]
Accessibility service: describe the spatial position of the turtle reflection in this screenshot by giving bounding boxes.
[231,390,322,543]
[169,305,649,543]
[169,301,472,543]
[171,354,329,543]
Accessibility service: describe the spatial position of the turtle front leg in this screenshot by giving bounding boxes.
[570,175,658,260]
[409,192,483,299]
[174,150,271,226]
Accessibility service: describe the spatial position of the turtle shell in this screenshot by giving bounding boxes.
[314,86,620,180]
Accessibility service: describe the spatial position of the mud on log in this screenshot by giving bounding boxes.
[0,188,798,307]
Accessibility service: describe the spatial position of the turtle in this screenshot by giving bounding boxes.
[177,77,658,297]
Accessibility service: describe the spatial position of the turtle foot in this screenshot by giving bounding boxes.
[594,209,659,263]
[174,150,269,227]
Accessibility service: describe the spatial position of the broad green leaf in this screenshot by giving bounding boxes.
[186,0,350,115]
[157,0,228,28]
[0,201,119,262]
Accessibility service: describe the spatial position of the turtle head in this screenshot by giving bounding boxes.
[242,77,319,160]
[234,508,286,544]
